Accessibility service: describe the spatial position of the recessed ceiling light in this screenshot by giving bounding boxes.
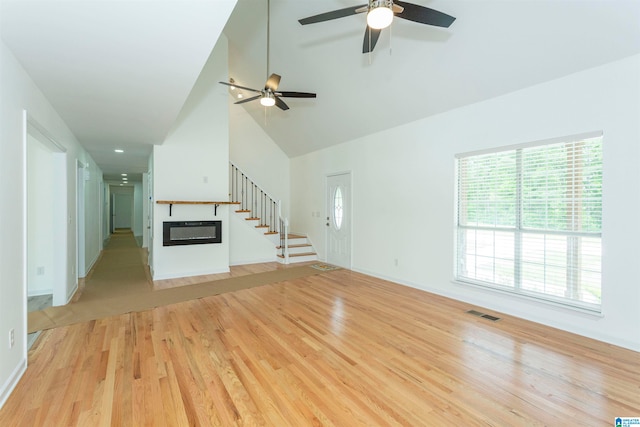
[237,93,243,99]
[121,173,127,176]
[114,149,124,153]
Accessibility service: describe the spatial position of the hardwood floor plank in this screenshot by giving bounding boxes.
[2,268,639,426]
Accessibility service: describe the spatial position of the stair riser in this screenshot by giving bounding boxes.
[277,254,318,264]
[281,246,313,255]
[283,238,308,246]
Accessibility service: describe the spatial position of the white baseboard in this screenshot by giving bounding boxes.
[66,282,78,304]
[27,288,53,297]
[84,252,100,275]
[0,357,26,410]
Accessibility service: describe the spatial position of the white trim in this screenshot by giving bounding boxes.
[21,111,28,368]
[454,130,603,159]
[27,288,53,297]
[66,282,79,304]
[26,116,67,153]
[0,358,27,410]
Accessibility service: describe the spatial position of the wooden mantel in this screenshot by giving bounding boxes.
[156,200,239,216]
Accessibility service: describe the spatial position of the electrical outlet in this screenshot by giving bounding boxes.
[394,258,399,267]
[37,266,45,275]
[9,329,14,349]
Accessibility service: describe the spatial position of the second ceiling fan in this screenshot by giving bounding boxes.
[220,0,316,111]
[299,0,456,53]
[219,74,315,111]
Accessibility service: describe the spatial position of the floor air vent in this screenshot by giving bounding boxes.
[466,309,485,317]
[465,309,501,322]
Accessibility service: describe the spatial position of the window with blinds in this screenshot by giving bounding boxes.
[455,133,603,312]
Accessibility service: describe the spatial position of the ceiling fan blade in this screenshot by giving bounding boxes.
[218,81,261,94]
[265,73,281,91]
[299,4,367,25]
[394,1,456,27]
[276,91,317,98]
[234,95,261,105]
[274,96,290,111]
[362,26,382,54]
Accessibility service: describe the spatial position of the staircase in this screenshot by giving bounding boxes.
[230,163,316,264]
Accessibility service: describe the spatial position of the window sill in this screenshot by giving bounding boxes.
[451,279,604,318]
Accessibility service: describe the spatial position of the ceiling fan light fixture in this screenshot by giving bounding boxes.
[367,0,394,29]
[260,94,276,107]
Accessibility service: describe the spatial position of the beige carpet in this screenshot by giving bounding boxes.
[28,232,334,333]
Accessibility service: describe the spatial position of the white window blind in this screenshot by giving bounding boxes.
[455,134,602,312]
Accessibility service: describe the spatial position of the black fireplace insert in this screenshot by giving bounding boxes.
[163,220,221,246]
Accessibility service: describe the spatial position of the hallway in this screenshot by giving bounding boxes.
[28,231,319,333]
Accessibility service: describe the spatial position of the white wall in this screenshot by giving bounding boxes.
[230,107,291,217]
[0,39,103,408]
[290,54,640,351]
[151,35,231,280]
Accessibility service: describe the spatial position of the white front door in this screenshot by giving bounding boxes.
[326,172,351,268]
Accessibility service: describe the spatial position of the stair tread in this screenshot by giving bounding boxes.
[264,231,278,235]
[277,252,316,258]
[255,225,269,228]
[245,217,260,221]
[287,234,306,239]
[276,244,311,249]
[235,209,251,213]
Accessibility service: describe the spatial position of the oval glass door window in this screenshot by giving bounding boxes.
[334,186,344,230]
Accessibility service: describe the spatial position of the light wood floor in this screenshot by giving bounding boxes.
[2,268,639,426]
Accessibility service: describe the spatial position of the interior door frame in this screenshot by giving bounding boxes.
[24,110,69,313]
[325,171,352,269]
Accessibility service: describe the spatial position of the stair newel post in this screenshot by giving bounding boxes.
[284,218,289,264]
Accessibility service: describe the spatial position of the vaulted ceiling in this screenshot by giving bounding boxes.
[2,0,640,181]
